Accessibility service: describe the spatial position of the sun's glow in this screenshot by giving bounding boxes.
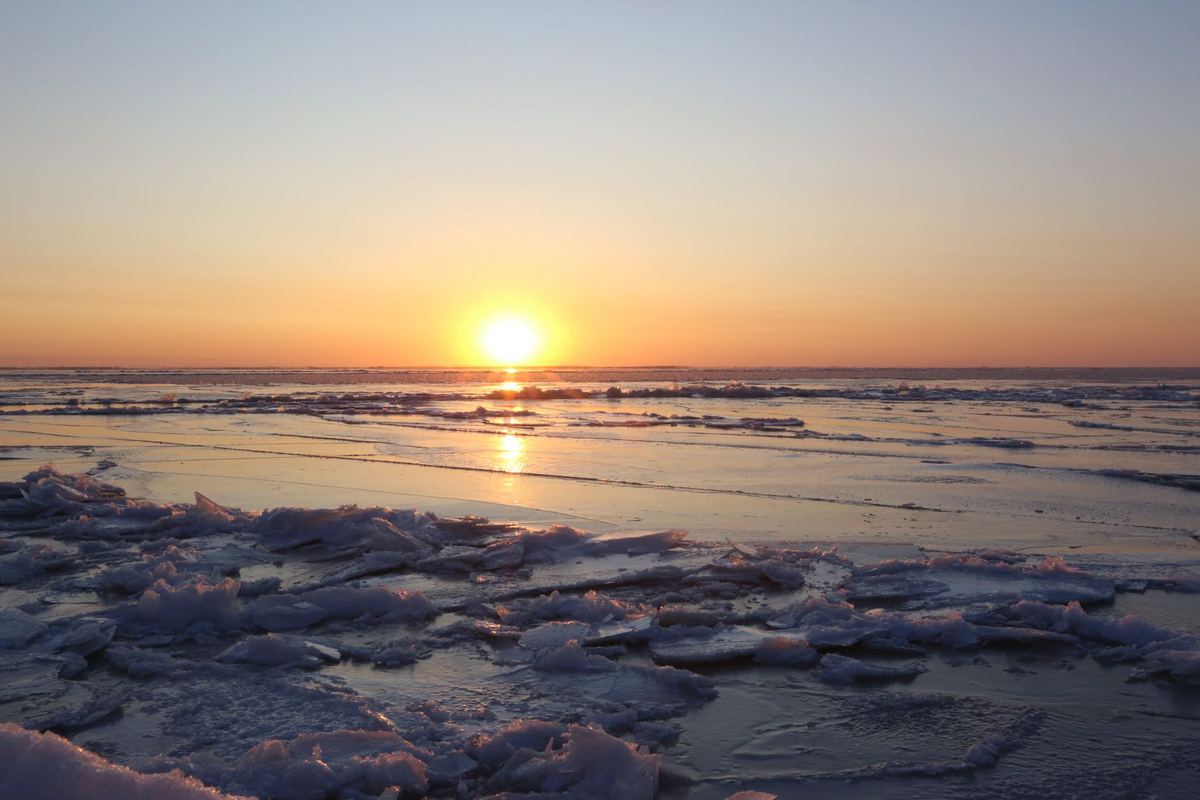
[496,433,525,473]
[480,316,540,366]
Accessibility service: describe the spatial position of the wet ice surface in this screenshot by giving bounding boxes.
[1,370,1199,798]
[2,376,1199,553]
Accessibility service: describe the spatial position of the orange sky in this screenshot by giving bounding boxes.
[2,4,1197,368]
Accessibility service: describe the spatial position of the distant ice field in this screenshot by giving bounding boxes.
[1,369,1197,557]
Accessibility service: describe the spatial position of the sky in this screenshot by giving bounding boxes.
[2,1,1198,367]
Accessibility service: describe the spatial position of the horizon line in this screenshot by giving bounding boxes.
[2,364,1200,372]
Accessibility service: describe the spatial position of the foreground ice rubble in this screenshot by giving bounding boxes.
[0,723,250,799]
[1,466,1199,798]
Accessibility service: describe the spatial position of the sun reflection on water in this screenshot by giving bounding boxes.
[496,433,525,473]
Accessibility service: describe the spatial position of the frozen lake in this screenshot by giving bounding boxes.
[1,368,1198,798]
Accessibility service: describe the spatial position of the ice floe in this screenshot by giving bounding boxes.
[0,723,247,799]
[818,653,927,684]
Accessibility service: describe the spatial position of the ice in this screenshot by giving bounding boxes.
[1135,647,1200,684]
[0,648,59,692]
[753,636,819,666]
[38,616,116,656]
[518,620,593,650]
[480,723,658,799]
[0,540,75,584]
[92,668,397,765]
[135,577,242,632]
[252,505,440,553]
[588,615,658,644]
[958,436,1036,449]
[762,598,892,646]
[0,467,251,542]
[619,663,717,701]
[990,599,1180,646]
[960,708,1046,769]
[343,751,428,795]
[1096,469,1200,492]
[237,576,282,597]
[961,623,1078,646]
[583,529,690,556]
[95,557,182,595]
[472,719,566,768]
[245,585,432,631]
[0,723,246,799]
[90,540,259,596]
[0,550,34,585]
[106,646,183,677]
[845,554,1116,609]
[2,464,1199,798]
[651,626,789,665]
[371,643,419,666]
[231,730,430,799]
[26,688,127,733]
[534,640,619,672]
[243,595,328,631]
[498,589,637,626]
[4,466,127,517]
[216,634,341,668]
[302,585,433,620]
[818,654,928,683]
[883,611,983,648]
[0,608,47,647]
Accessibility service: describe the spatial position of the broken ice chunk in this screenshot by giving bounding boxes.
[106,646,183,678]
[845,555,1115,609]
[533,641,618,672]
[216,634,341,668]
[471,720,566,769]
[754,637,819,666]
[25,689,128,733]
[233,729,430,800]
[482,723,658,799]
[38,616,116,657]
[0,608,48,648]
[244,585,433,632]
[136,577,242,632]
[818,653,927,684]
[0,723,246,799]
[518,621,592,651]
[1131,644,1200,684]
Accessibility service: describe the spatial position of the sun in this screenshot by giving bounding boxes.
[480,315,540,366]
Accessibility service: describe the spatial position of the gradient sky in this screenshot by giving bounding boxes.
[2,1,1198,367]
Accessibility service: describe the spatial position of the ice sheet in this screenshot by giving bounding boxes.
[1,367,1198,799]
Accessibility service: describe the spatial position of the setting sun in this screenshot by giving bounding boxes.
[480,315,540,366]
